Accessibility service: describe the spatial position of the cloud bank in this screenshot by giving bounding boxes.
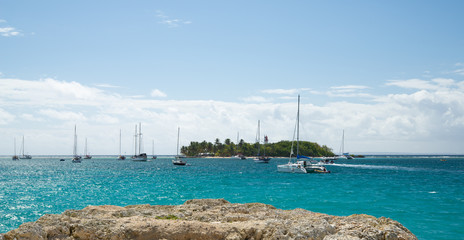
[1,77,463,155]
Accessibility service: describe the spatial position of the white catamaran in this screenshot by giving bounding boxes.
[336,129,353,160]
[253,120,271,163]
[19,135,32,159]
[72,125,82,163]
[172,127,187,165]
[277,95,330,174]
[132,123,148,161]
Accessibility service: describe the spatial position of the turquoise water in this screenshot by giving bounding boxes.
[1,156,463,239]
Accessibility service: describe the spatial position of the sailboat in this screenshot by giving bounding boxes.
[172,127,187,165]
[231,132,246,159]
[12,137,19,160]
[131,123,148,161]
[118,129,126,160]
[72,125,82,163]
[83,138,92,159]
[253,120,271,163]
[277,95,330,173]
[19,135,32,159]
[336,130,353,160]
[152,139,157,159]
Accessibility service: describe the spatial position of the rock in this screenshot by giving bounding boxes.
[1,199,417,240]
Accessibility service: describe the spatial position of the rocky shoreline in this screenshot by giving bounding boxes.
[1,199,417,240]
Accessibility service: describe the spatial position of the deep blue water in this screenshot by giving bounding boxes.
[1,156,463,239]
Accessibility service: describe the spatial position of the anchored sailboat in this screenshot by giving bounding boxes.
[12,137,19,160]
[277,95,330,174]
[337,130,353,159]
[83,138,92,159]
[19,135,32,159]
[253,120,271,163]
[152,139,157,159]
[72,125,82,163]
[172,127,187,165]
[118,129,126,160]
[131,123,148,161]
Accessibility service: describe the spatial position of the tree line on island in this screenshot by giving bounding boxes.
[180,138,335,158]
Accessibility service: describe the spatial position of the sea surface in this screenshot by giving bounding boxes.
[1,156,463,239]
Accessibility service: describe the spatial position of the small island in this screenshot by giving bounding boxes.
[181,139,335,158]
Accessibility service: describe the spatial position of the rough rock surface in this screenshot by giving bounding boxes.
[1,199,416,240]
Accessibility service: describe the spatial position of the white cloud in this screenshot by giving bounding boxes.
[262,88,311,95]
[1,77,464,155]
[0,27,20,37]
[150,89,167,98]
[156,10,192,28]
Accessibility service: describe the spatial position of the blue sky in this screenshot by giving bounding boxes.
[1,1,464,155]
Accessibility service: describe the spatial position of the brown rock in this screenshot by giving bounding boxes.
[1,199,417,240]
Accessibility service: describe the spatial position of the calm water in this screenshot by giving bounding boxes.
[1,156,463,239]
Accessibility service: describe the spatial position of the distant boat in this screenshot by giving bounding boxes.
[152,139,157,159]
[231,132,246,160]
[131,123,148,161]
[336,130,353,160]
[172,127,187,165]
[277,95,330,174]
[72,125,82,163]
[12,137,19,160]
[253,120,271,163]
[83,138,92,159]
[118,129,126,160]
[19,135,32,159]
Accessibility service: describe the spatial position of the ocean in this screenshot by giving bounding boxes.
[1,156,463,239]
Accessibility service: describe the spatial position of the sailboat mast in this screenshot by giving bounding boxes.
[257,120,261,155]
[21,135,25,156]
[138,122,142,155]
[119,129,122,155]
[134,125,137,155]
[296,95,300,158]
[152,139,154,155]
[73,125,77,156]
[85,138,87,155]
[176,127,180,156]
[14,137,16,156]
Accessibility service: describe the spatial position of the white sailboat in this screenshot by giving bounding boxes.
[172,127,187,165]
[131,123,148,161]
[152,139,157,159]
[336,130,353,159]
[12,137,19,160]
[72,125,82,163]
[83,138,92,159]
[231,132,246,159]
[277,95,330,174]
[118,129,126,160]
[253,120,271,163]
[19,135,32,159]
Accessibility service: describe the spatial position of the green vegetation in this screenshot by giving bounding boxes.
[180,139,335,157]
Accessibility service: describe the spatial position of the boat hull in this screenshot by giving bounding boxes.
[253,157,271,163]
[278,161,330,174]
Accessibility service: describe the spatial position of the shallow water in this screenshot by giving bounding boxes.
[1,156,463,239]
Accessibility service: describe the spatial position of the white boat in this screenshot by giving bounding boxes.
[19,135,32,159]
[253,120,271,163]
[172,127,187,165]
[152,139,157,159]
[132,123,148,161]
[336,130,353,160]
[83,138,92,159]
[12,137,19,160]
[277,95,330,174]
[118,129,126,160]
[72,125,82,163]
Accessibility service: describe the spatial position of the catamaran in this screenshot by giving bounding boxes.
[12,137,19,160]
[19,135,32,159]
[72,125,82,163]
[277,95,330,174]
[131,123,148,161]
[118,129,126,160]
[253,120,271,163]
[172,127,187,165]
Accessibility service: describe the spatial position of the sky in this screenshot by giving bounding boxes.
[1,0,464,155]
